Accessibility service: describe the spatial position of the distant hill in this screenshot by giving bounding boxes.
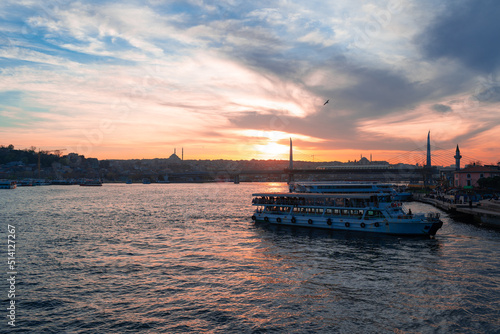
[0,145,63,167]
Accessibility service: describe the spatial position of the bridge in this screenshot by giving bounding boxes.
[165,166,437,184]
[167,133,470,184]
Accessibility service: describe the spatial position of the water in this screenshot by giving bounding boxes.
[1,183,499,333]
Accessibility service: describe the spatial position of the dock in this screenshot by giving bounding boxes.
[414,194,500,229]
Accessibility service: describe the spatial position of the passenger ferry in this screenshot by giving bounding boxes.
[251,192,443,237]
[289,182,413,201]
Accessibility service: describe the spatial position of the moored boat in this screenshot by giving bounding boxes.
[17,179,33,186]
[0,180,17,189]
[251,192,443,237]
[80,179,102,186]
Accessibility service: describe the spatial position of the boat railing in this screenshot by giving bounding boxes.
[252,197,381,209]
[426,212,441,220]
[396,215,413,219]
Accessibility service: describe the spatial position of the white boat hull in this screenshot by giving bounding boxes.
[252,212,442,236]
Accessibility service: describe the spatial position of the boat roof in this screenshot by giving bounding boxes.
[252,192,390,199]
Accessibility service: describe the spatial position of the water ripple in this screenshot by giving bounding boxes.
[0,183,499,333]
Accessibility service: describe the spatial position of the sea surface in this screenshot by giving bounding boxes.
[1,183,499,333]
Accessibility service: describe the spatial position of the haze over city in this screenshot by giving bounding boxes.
[1,0,499,163]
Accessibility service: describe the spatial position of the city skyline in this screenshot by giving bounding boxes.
[1,1,499,163]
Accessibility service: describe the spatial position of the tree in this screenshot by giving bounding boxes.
[477,176,500,191]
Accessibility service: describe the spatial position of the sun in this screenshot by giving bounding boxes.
[254,142,289,159]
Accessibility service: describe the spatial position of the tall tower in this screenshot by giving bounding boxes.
[426,131,431,168]
[454,145,462,171]
[288,138,294,186]
[182,147,184,161]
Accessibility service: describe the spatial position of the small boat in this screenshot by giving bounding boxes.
[251,192,443,237]
[142,178,151,184]
[80,179,102,186]
[0,180,17,189]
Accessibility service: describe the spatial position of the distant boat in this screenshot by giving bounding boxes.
[126,179,133,184]
[17,179,33,186]
[51,179,73,185]
[80,179,102,186]
[0,180,16,189]
[142,178,151,184]
[34,179,51,186]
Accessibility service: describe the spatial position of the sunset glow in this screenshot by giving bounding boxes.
[0,1,499,163]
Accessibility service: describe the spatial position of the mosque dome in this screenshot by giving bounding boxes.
[167,148,182,162]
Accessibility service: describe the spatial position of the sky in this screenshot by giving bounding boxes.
[0,0,499,163]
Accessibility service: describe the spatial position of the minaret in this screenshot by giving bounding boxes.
[288,138,294,187]
[454,145,462,171]
[426,131,431,168]
[182,147,184,161]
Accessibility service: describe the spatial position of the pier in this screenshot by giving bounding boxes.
[414,193,500,228]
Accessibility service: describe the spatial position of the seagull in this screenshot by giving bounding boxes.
[323,99,329,105]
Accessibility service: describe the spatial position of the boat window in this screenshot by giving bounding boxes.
[366,210,384,218]
[351,209,363,216]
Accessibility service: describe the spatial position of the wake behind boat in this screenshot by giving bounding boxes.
[251,192,443,237]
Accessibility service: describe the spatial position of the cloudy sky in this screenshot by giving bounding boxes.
[1,0,499,163]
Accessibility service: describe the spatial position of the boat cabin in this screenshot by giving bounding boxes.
[252,193,394,220]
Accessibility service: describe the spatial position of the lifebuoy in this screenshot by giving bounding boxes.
[345,222,350,227]
[360,222,366,228]
[276,217,281,223]
[291,217,297,223]
[251,215,256,221]
[374,222,380,227]
[264,216,269,222]
[327,218,332,225]
[308,219,313,225]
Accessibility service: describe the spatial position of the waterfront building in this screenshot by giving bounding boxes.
[454,166,500,188]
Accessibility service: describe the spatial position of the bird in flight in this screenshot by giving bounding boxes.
[323,99,329,105]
